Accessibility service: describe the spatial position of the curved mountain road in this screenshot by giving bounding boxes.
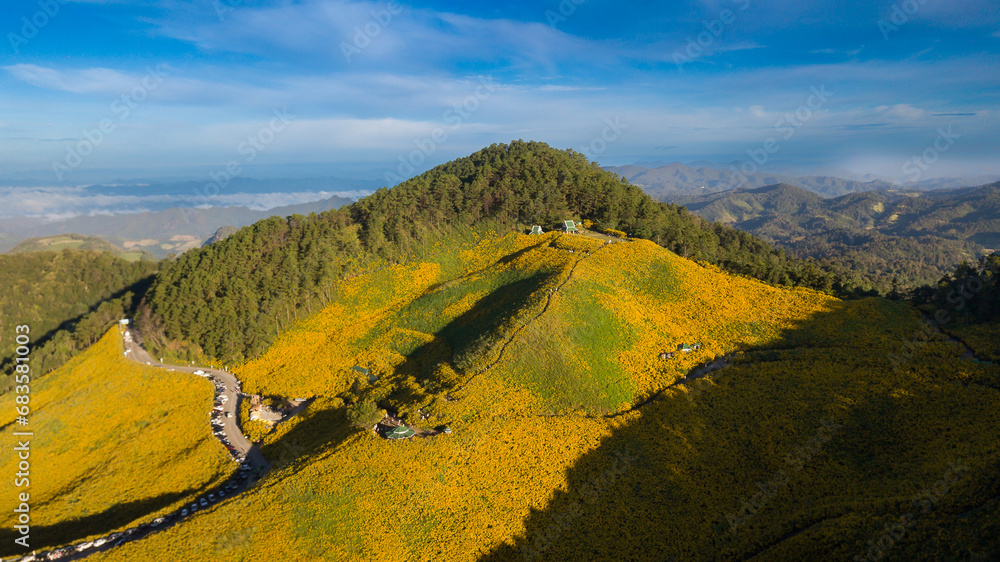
[122,335,268,470]
[16,330,270,562]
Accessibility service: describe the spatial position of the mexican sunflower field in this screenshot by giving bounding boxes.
[0,329,232,557]
[31,231,1000,561]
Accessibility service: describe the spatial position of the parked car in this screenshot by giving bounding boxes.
[194,370,206,375]
[181,508,189,517]
[209,493,217,502]
[94,538,107,547]
[199,498,208,507]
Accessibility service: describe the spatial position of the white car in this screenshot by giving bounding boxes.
[94,538,107,547]
[194,370,206,375]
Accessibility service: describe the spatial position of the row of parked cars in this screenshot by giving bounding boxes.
[27,464,256,561]
[180,464,255,518]
[20,515,165,560]
[17,363,258,561]
[200,370,248,464]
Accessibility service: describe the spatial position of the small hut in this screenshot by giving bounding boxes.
[386,425,416,440]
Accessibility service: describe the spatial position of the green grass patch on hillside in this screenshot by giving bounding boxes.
[503,286,637,414]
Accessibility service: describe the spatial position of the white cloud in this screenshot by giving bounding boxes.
[809,46,864,56]
[0,185,364,218]
[880,103,926,120]
[539,85,607,92]
[152,0,595,74]
[3,64,137,94]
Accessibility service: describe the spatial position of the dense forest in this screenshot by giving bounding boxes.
[6,142,994,380]
[138,141,877,365]
[913,253,1000,325]
[0,250,158,390]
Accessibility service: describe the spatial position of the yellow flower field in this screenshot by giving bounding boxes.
[32,230,998,561]
[0,329,232,557]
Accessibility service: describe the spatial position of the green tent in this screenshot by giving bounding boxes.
[564,220,578,233]
[531,225,543,235]
[351,365,378,383]
[387,426,416,440]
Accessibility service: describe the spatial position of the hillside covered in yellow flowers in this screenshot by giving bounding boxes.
[0,329,232,558]
[74,228,999,561]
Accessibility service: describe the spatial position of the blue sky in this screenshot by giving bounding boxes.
[1,0,999,186]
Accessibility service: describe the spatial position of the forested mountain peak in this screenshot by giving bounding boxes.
[139,141,864,364]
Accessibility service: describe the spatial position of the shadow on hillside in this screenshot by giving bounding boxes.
[477,298,1000,561]
[0,484,205,557]
[258,403,353,471]
[0,397,351,558]
[394,270,556,391]
[0,274,156,379]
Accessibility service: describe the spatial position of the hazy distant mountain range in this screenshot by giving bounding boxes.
[6,163,997,268]
[0,193,354,258]
[673,181,1000,288]
[605,162,1000,200]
